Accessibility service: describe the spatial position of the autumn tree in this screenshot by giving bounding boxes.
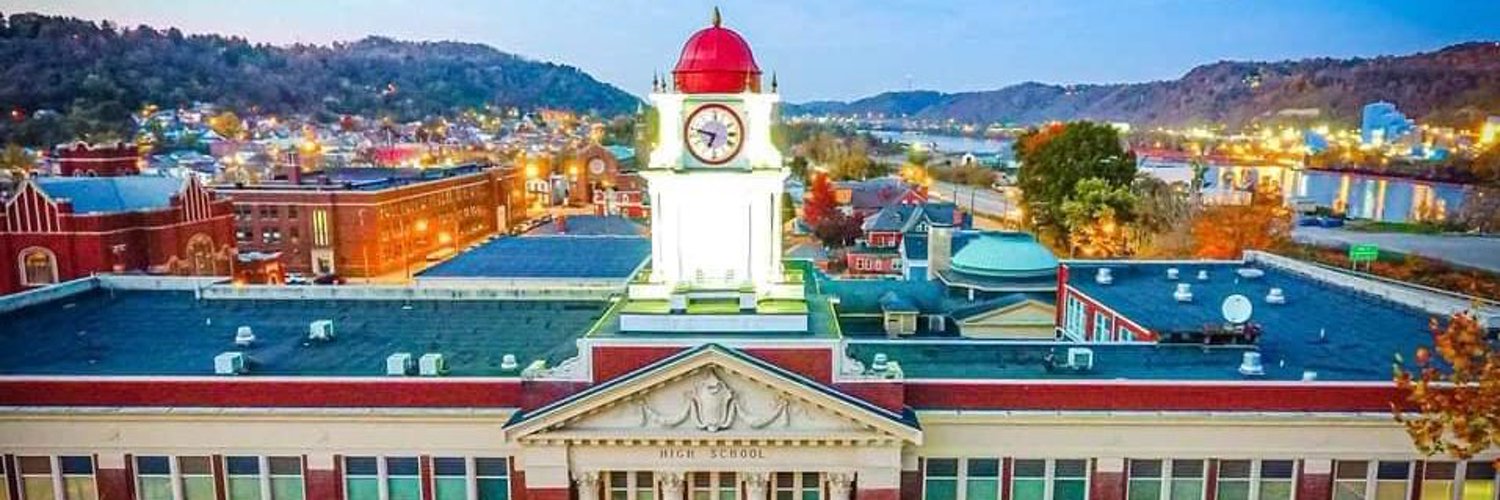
[1393,311,1500,461]
[1016,121,1137,249]
[1,143,34,182]
[1189,184,1292,259]
[813,212,863,249]
[1060,178,1137,257]
[802,173,838,227]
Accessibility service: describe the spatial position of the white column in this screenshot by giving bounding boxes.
[576,471,601,500]
[659,472,686,500]
[744,473,771,500]
[828,473,853,500]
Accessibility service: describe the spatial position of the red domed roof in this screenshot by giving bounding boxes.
[672,10,762,94]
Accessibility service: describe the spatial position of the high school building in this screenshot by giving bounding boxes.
[0,11,1497,500]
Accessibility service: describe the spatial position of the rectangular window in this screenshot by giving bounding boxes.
[609,471,631,500]
[1169,460,1205,500]
[1128,460,1164,500]
[386,457,421,500]
[1218,460,1295,500]
[637,472,657,500]
[1461,461,1495,500]
[1094,312,1112,341]
[1375,462,1411,500]
[20,456,55,500]
[1054,460,1090,500]
[1335,461,1371,500]
[60,456,98,500]
[1423,462,1457,500]
[475,458,509,500]
[434,458,468,500]
[1336,461,1411,500]
[1013,460,1047,500]
[967,459,1000,500]
[775,473,821,500]
[179,456,215,500]
[269,457,305,500]
[927,459,961,500]
[225,456,262,500]
[345,457,379,500]
[137,456,173,500]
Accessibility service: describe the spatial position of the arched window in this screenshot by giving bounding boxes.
[186,233,218,275]
[18,247,58,286]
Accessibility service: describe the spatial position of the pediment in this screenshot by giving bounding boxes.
[506,345,920,445]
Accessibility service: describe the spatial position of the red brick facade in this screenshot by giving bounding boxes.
[0,176,235,295]
[55,142,141,177]
[219,164,524,277]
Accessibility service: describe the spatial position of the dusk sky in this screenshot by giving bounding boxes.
[5,0,1500,102]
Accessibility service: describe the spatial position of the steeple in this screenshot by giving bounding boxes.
[712,6,722,27]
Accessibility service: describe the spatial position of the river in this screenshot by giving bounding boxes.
[864,130,1013,155]
[1206,165,1469,222]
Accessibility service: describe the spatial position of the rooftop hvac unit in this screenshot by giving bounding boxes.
[1196,270,1209,281]
[500,354,520,372]
[1173,283,1194,303]
[1236,268,1265,279]
[1265,288,1287,304]
[308,320,334,341]
[1095,268,1113,285]
[233,326,255,347]
[386,353,413,376]
[871,353,889,373]
[1066,348,1094,371]
[214,352,245,375]
[1166,268,1180,280]
[419,353,447,376]
[1238,352,1265,376]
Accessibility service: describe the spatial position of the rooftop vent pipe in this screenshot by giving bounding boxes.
[1266,288,1286,304]
[1238,352,1265,376]
[1166,268,1179,280]
[1197,270,1209,281]
[234,326,255,347]
[1095,268,1113,285]
[1174,283,1193,303]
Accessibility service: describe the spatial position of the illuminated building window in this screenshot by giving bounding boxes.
[966,459,1000,500]
[774,472,822,500]
[475,458,511,500]
[1334,461,1411,500]
[1128,459,1206,500]
[1013,459,1090,500]
[1462,461,1496,500]
[386,457,421,500]
[925,459,960,500]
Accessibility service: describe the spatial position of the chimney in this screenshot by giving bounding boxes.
[288,164,302,185]
[927,225,953,280]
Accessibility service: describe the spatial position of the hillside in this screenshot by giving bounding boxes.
[788,43,1500,128]
[0,13,641,144]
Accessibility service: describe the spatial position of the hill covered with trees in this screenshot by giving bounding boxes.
[0,12,641,145]
[789,42,1500,129]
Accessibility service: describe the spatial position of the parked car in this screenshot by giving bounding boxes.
[285,272,310,285]
[313,274,347,285]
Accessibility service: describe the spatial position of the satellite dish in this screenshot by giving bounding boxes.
[1222,294,1253,324]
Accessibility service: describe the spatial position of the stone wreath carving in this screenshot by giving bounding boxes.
[639,369,790,432]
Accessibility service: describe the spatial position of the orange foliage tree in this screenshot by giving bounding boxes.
[1189,184,1291,259]
[802,173,838,227]
[1392,311,1500,461]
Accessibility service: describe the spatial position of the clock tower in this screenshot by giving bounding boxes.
[623,9,806,333]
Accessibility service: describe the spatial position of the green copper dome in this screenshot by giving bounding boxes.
[950,232,1059,278]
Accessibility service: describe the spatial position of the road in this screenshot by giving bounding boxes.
[1292,226,1500,273]
[929,181,1014,218]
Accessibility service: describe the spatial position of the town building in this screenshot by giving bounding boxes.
[846,200,962,278]
[53,142,143,177]
[0,162,235,295]
[216,163,525,278]
[1,12,1498,500]
[1360,102,1415,147]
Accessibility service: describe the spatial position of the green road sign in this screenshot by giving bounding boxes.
[1349,244,1379,263]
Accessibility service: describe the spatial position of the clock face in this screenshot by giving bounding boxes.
[684,104,744,165]
[588,158,607,175]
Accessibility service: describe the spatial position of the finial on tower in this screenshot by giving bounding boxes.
[651,73,659,92]
[712,7,722,27]
[771,72,778,92]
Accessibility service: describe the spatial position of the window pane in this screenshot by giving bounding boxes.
[1055,479,1089,500]
[1375,482,1407,500]
[138,456,171,475]
[1172,461,1205,479]
[969,459,1000,478]
[64,477,98,500]
[183,477,216,500]
[1220,461,1252,480]
[475,458,509,478]
[929,459,960,478]
[926,479,958,500]
[387,457,420,477]
[1014,460,1046,479]
[1012,479,1045,500]
[436,477,469,500]
[139,477,174,500]
[228,477,263,500]
[1462,461,1496,500]
[24,478,55,500]
[1056,460,1089,479]
[1217,481,1251,500]
[60,457,94,475]
[1170,479,1204,500]
[389,478,422,500]
[478,478,510,500]
[346,478,380,500]
[179,457,212,475]
[19,457,52,474]
[1421,480,1454,500]
[1334,481,1368,500]
[967,479,998,500]
[1258,481,1293,500]
[1377,463,1410,481]
[1337,462,1370,480]
[226,456,260,475]
[345,457,378,476]
[271,477,306,500]
[1131,461,1164,478]
[1262,461,1296,480]
[1129,480,1163,500]
[269,457,302,476]
[435,458,467,477]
